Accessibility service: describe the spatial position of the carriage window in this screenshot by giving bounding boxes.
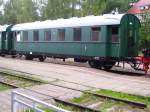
[33,30,39,41]
[58,29,65,41]
[23,31,28,41]
[111,26,119,42]
[17,32,21,42]
[44,30,51,41]
[74,28,81,41]
[91,27,101,41]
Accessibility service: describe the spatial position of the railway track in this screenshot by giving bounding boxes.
[2,56,148,77]
[25,83,148,112]
[0,71,43,89]
[46,83,147,109]
[0,71,147,111]
[1,62,150,90]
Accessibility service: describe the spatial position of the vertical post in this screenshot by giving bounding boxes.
[11,92,15,112]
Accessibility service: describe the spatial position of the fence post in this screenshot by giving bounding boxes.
[11,91,15,112]
[11,91,70,112]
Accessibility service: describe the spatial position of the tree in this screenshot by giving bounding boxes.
[42,0,83,20]
[81,0,107,16]
[3,0,38,24]
[81,0,129,16]
[139,14,150,49]
[104,0,129,14]
[2,0,130,24]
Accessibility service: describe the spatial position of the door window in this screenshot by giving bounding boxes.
[33,30,39,41]
[111,26,119,42]
[73,28,81,41]
[23,31,28,41]
[44,30,51,41]
[58,29,65,41]
[91,27,101,41]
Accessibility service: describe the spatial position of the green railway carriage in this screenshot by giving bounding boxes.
[0,25,15,54]
[1,14,141,69]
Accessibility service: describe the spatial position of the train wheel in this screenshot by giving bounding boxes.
[11,55,17,58]
[103,61,116,70]
[25,55,33,60]
[39,56,46,62]
[1,54,5,57]
[88,61,102,69]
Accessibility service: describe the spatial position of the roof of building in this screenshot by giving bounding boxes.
[11,14,125,31]
[128,0,150,14]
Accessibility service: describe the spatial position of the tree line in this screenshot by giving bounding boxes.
[0,0,129,24]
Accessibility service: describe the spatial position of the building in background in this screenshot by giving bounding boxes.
[128,0,150,22]
[129,0,139,7]
[128,0,150,14]
[128,0,150,46]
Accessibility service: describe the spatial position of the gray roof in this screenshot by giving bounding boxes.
[10,14,125,31]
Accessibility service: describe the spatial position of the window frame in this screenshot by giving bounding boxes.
[91,27,101,41]
[33,30,39,41]
[58,29,65,41]
[44,30,51,41]
[22,31,28,42]
[73,28,81,41]
[111,26,119,43]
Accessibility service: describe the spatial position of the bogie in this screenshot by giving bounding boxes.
[39,56,46,62]
[88,60,116,70]
[25,55,34,60]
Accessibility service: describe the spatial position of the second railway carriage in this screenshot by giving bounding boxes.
[1,14,141,70]
[0,25,14,55]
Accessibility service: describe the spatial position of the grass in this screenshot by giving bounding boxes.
[70,93,101,104]
[0,71,46,87]
[70,93,118,111]
[69,89,150,111]
[57,103,91,112]
[96,89,150,109]
[96,89,150,103]
[99,100,130,112]
[25,109,55,112]
[23,89,150,112]
[0,71,47,83]
[25,104,72,112]
[70,94,117,112]
[0,83,11,91]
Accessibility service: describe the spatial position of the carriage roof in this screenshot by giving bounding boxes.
[11,14,125,31]
[0,25,10,32]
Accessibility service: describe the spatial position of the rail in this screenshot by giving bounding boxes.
[11,91,70,112]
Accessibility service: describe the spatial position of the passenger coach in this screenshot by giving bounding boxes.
[0,14,141,70]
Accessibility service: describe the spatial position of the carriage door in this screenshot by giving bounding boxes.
[127,18,136,57]
[2,32,8,51]
[8,32,14,51]
[127,16,139,57]
[120,14,140,57]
